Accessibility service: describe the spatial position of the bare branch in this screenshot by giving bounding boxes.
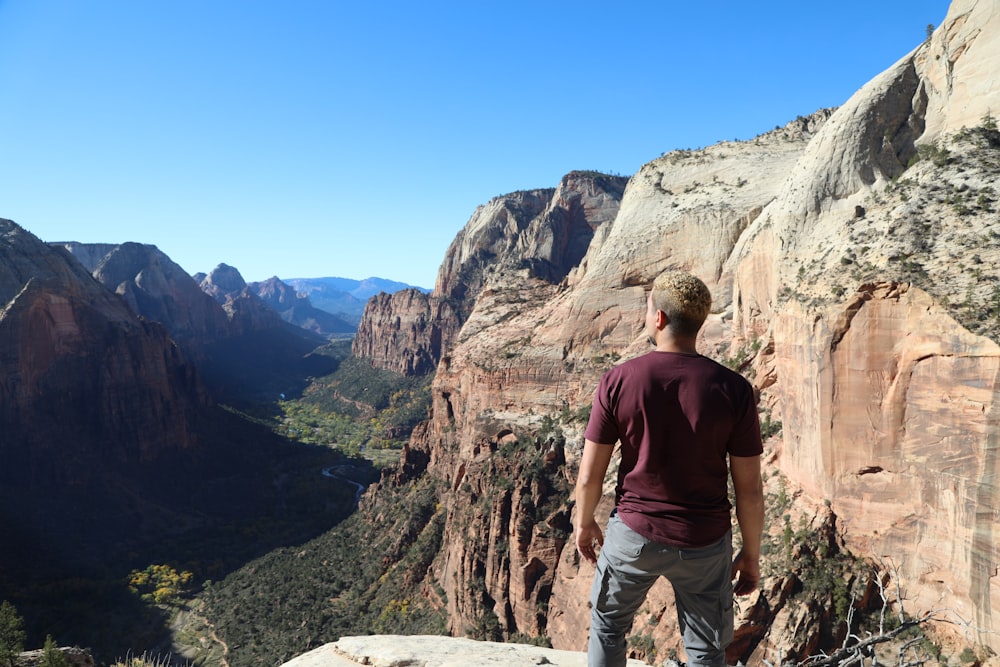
[797,558,945,667]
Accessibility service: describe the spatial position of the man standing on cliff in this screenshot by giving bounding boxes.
[575,270,765,667]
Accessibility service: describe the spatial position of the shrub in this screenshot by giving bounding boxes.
[40,635,70,667]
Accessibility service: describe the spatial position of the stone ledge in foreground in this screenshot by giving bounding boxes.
[281,635,651,666]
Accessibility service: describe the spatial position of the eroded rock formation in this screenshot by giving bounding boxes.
[352,289,459,376]
[728,0,1000,651]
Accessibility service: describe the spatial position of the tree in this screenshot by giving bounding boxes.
[40,635,70,667]
[0,600,26,667]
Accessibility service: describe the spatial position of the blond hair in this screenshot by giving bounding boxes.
[651,270,711,336]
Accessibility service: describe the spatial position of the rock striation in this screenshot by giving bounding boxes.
[352,288,459,376]
[727,0,1000,651]
[346,0,1000,660]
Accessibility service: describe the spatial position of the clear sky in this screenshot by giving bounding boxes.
[0,1,951,289]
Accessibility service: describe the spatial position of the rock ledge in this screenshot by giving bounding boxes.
[282,635,649,667]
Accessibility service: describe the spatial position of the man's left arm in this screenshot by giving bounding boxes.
[730,453,764,595]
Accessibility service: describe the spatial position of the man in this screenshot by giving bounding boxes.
[575,270,765,667]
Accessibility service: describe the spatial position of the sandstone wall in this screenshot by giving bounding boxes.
[728,0,1000,650]
[401,117,824,655]
[773,284,1000,644]
[352,289,460,377]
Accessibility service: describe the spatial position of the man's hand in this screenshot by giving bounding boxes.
[731,547,760,596]
[576,520,604,565]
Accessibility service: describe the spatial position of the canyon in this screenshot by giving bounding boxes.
[3,0,999,664]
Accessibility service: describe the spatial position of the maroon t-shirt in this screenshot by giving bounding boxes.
[584,350,762,548]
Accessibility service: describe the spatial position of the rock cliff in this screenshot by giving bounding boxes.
[197,263,289,333]
[352,288,459,376]
[350,0,1000,660]
[196,264,353,337]
[59,249,333,401]
[728,0,1000,649]
[1,222,207,485]
[286,276,422,327]
[3,222,363,661]
[352,171,629,377]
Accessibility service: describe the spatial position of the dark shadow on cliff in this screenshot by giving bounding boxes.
[196,326,341,405]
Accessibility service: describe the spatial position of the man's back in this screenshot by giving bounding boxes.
[584,350,761,548]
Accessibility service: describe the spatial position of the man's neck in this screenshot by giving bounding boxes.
[653,334,698,355]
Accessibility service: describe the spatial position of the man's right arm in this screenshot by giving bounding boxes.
[574,438,614,565]
[730,453,764,596]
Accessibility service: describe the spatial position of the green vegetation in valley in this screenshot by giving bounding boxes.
[200,475,448,666]
[194,409,576,665]
[271,340,433,466]
[162,343,441,665]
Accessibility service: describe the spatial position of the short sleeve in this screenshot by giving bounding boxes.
[727,378,763,457]
[584,370,621,446]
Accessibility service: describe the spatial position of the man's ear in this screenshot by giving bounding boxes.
[656,309,668,330]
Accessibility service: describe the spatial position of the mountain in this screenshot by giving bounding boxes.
[217,271,354,337]
[59,241,232,348]
[9,0,998,663]
[2,221,366,659]
[351,172,629,377]
[57,246,336,403]
[3,230,207,486]
[368,127,829,654]
[286,276,429,326]
[277,0,1000,662]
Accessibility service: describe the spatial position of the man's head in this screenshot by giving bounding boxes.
[646,270,712,342]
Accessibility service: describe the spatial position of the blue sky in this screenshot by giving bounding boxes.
[0,1,950,289]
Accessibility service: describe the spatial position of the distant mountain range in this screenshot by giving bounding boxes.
[285,276,430,326]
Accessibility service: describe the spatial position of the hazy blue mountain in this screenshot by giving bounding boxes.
[285,276,430,325]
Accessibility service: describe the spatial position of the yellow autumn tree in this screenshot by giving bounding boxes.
[128,564,193,604]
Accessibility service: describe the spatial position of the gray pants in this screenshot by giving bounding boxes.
[588,513,734,667]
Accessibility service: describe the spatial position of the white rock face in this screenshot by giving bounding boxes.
[281,635,649,667]
[726,0,1000,652]
[920,0,1000,138]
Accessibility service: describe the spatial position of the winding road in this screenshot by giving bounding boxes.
[321,465,368,504]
